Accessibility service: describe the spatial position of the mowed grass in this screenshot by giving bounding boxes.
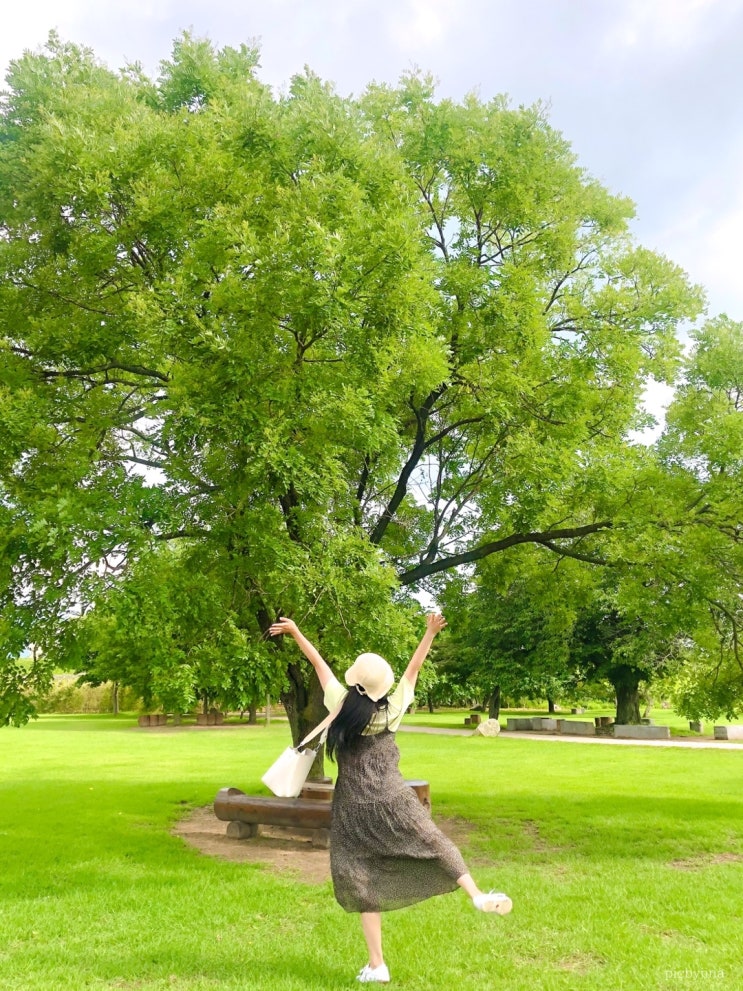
[1,716,742,991]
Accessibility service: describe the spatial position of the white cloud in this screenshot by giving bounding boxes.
[386,0,454,51]
[1,1,179,80]
[648,139,743,321]
[695,195,743,319]
[604,0,743,53]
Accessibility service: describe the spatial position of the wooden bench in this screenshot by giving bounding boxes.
[214,780,431,849]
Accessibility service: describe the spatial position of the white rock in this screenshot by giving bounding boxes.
[474,719,501,737]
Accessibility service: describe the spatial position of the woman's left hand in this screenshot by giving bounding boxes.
[426,612,447,635]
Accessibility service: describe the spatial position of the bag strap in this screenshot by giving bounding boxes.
[297,698,345,751]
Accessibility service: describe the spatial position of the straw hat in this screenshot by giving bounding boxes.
[344,652,395,702]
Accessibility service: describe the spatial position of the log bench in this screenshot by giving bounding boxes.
[214,780,431,850]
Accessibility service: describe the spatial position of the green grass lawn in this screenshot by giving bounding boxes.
[1,715,741,991]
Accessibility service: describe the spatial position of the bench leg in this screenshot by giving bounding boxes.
[226,821,260,839]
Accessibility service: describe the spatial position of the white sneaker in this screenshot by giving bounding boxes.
[473,891,512,915]
[356,963,391,983]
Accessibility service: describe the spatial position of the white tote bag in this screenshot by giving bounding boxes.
[261,745,317,798]
[261,702,342,798]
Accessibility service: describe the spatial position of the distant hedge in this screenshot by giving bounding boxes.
[36,677,141,714]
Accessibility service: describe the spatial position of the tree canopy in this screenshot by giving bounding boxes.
[3,32,739,733]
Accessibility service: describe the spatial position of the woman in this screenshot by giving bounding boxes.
[269,612,512,985]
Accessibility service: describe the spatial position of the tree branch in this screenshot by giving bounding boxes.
[397,521,613,585]
[40,362,170,383]
[369,385,446,545]
[533,538,608,566]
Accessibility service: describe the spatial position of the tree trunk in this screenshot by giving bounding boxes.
[248,704,257,725]
[253,604,327,775]
[281,665,328,779]
[488,685,501,720]
[610,665,643,724]
[112,681,119,716]
[427,693,435,714]
[547,696,556,714]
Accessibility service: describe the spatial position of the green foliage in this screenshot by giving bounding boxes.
[648,318,743,718]
[441,549,587,708]
[0,658,44,727]
[55,544,287,714]
[0,30,726,735]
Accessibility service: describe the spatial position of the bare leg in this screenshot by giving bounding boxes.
[456,872,481,899]
[458,872,512,914]
[360,913,384,969]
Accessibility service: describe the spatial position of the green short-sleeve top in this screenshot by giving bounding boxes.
[323,674,415,734]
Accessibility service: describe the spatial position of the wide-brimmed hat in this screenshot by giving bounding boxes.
[344,652,395,702]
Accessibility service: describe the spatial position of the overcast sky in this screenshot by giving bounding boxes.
[3,0,742,328]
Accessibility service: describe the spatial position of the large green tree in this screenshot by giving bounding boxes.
[443,319,743,725]
[0,33,705,733]
[650,317,743,719]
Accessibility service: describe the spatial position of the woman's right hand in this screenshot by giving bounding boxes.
[269,616,299,638]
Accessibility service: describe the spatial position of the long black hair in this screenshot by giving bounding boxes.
[326,687,389,762]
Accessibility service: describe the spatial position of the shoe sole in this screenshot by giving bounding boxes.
[479,896,513,915]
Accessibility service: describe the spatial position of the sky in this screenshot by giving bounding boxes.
[2,0,742,383]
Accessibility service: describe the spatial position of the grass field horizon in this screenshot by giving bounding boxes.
[1,714,741,990]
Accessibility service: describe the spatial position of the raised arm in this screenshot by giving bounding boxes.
[403,613,447,689]
[268,617,335,691]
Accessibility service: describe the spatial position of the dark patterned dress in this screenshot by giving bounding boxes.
[330,729,468,913]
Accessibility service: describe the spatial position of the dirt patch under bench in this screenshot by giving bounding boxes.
[174,805,477,885]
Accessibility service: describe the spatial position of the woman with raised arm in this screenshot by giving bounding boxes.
[269,612,512,985]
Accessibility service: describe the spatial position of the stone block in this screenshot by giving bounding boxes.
[714,725,743,740]
[560,720,596,736]
[689,721,703,733]
[474,719,501,737]
[531,718,558,732]
[506,717,534,731]
[614,724,670,740]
